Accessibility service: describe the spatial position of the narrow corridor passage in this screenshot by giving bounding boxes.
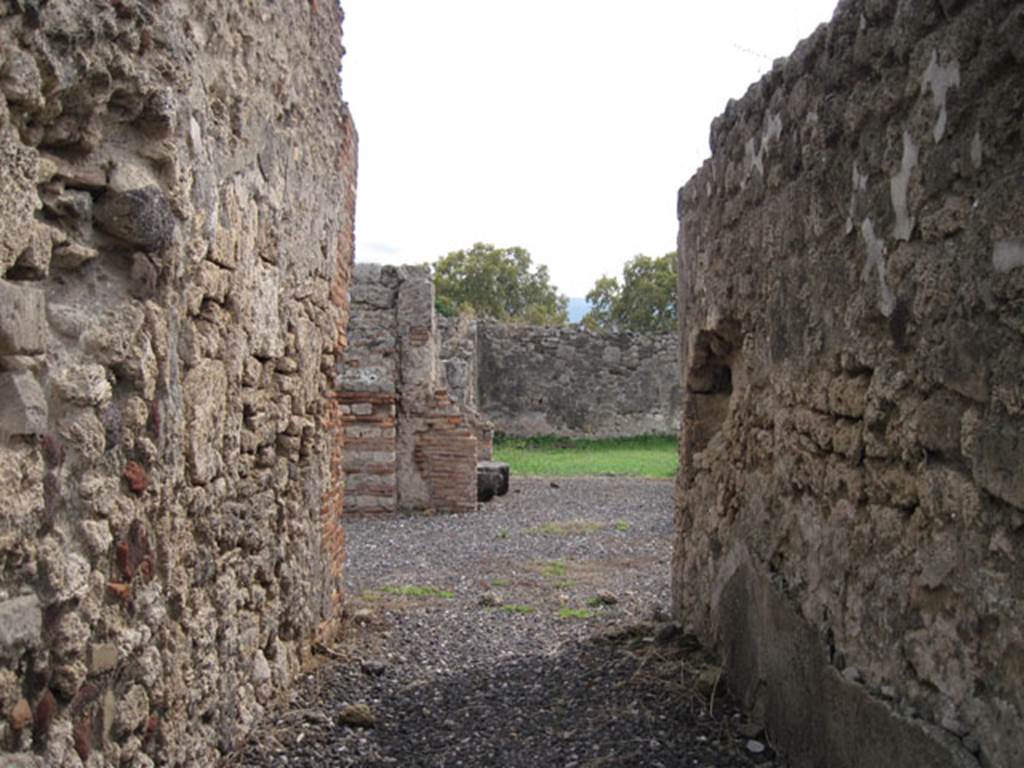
[227,478,780,768]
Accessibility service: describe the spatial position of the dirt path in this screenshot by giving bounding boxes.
[226,477,782,767]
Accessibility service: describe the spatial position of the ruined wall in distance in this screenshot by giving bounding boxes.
[0,2,353,764]
[339,265,483,514]
[674,2,1023,767]
[470,321,680,438]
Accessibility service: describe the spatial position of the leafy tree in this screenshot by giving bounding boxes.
[582,252,678,333]
[433,243,568,326]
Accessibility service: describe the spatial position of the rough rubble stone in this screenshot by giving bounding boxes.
[92,187,176,252]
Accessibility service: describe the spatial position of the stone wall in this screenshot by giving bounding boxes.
[673,2,1023,767]
[0,2,354,765]
[339,265,485,515]
[465,321,680,438]
[438,315,478,412]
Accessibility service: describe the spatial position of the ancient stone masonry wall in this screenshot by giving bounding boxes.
[437,315,478,412]
[673,2,1024,767]
[0,2,354,765]
[339,265,484,515]
[465,320,680,438]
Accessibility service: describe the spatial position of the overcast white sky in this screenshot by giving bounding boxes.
[341,0,838,298]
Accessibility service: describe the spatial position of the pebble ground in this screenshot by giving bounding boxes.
[225,476,785,768]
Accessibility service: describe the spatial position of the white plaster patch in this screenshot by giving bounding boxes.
[993,239,1024,273]
[861,218,895,318]
[890,131,919,241]
[921,49,961,143]
[742,112,784,183]
[764,112,783,144]
[846,162,869,234]
[971,131,983,170]
[744,137,762,180]
[188,115,203,156]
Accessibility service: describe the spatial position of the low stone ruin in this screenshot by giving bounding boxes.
[442,318,680,438]
[674,1,1023,766]
[338,265,493,514]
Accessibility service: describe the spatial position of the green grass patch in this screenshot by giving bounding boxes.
[500,604,535,614]
[558,608,594,620]
[614,520,632,532]
[380,585,454,599]
[490,578,511,587]
[536,560,568,579]
[525,519,605,536]
[494,435,677,478]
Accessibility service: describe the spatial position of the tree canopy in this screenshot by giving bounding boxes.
[582,252,678,333]
[433,243,568,326]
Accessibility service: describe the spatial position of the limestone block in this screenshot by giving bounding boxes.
[88,643,118,676]
[38,537,90,605]
[0,280,46,355]
[81,304,146,367]
[828,375,870,419]
[0,754,43,768]
[115,684,149,735]
[972,413,1024,509]
[10,222,58,279]
[0,47,43,107]
[915,391,965,456]
[602,345,622,366]
[59,409,107,460]
[353,262,385,284]
[336,364,396,394]
[351,281,395,309]
[52,364,112,406]
[45,189,94,234]
[0,129,39,276]
[0,371,47,436]
[241,261,284,360]
[184,359,228,484]
[93,186,176,252]
[0,596,42,657]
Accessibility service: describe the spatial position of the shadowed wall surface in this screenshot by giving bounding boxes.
[674,1,1023,766]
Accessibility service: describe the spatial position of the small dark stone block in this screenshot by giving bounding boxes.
[477,461,510,502]
[94,186,175,252]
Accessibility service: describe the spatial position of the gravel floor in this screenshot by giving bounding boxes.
[226,476,784,768]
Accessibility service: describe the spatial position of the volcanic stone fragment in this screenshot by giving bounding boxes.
[93,186,175,251]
